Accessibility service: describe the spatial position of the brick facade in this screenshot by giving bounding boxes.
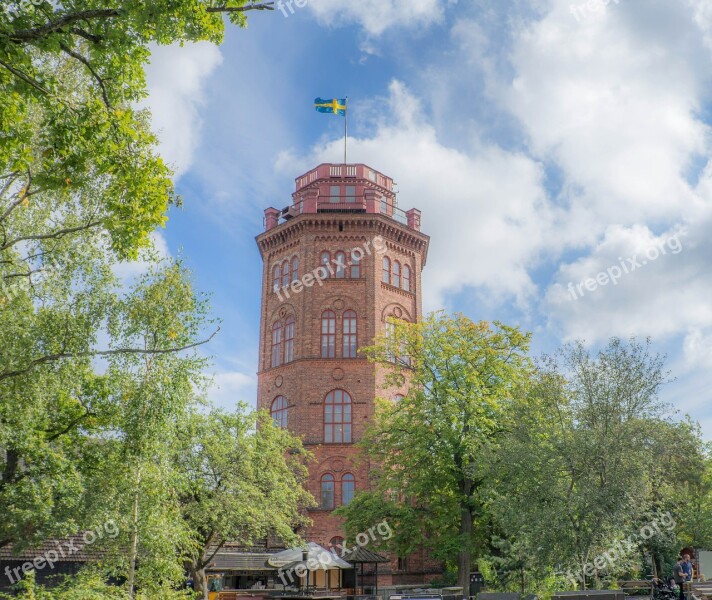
[255,164,440,583]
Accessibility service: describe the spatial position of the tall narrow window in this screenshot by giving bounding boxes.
[343,310,357,358]
[271,321,283,368]
[393,261,401,288]
[335,251,346,279]
[382,257,391,284]
[324,389,352,443]
[273,264,281,292]
[350,250,361,278]
[292,257,299,284]
[282,260,290,289]
[342,473,355,505]
[271,396,288,429]
[386,320,396,363]
[320,252,331,279]
[330,186,340,203]
[346,186,356,203]
[380,196,388,214]
[284,316,295,363]
[403,265,411,292]
[321,310,336,358]
[321,474,335,509]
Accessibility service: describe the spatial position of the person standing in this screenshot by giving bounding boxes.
[674,557,687,600]
[682,554,694,599]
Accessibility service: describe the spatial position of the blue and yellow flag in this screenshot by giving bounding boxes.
[315,98,347,116]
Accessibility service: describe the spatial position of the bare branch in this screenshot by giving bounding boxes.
[0,328,220,383]
[206,2,275,12]
[59,43,111,107]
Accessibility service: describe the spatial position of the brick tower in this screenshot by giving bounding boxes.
[256,164,431,583]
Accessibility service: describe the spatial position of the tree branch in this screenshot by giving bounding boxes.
[59,43,111,107]
[0,328,220,383]
[9,9,121,43]
[206,2,275,12]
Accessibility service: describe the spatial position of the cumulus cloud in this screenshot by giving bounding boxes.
[143,42,224,178]
[306,0,447,36]
[277,80,556,310]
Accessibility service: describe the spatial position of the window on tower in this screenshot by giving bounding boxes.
[393,261,401,288]
[324,389,352,443]
[271,321,283,368]
[403,264,411,292]
[282,259,290,289]
[335,251,346,278]
[320,252,331,279]
[330,186,340,203]
[284,316,295,363]
[350,250,361,278]
[321,310,336,358]
[342,473,355,505]
[343,310,357,358]
[321,474,335,509]
[271,396,288,429]
[273,264,281,292]
[292,256,299,283]
[382,257,391,284]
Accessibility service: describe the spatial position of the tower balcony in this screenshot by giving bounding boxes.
[263,164,422,232]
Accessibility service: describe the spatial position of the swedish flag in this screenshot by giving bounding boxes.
[315,98,347,116]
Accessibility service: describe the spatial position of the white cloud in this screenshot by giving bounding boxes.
[143,43,224,178]
[207,371,257,411]
[306,0,447,36]
[277,80,556,310]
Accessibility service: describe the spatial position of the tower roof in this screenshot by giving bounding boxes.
[262,163,422,233]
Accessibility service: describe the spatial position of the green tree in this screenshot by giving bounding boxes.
[337,313,532,590]
[1,0,274,258]
[175,407,314,600]
[496,339,679,589]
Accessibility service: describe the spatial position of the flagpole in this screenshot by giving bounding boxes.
[344,97,348,164]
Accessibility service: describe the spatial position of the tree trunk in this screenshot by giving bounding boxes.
[127,465,142,599]
[457,501,473,591]
[190,563,209,600]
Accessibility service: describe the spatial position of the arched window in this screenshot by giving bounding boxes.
[321,310,336,358]
[329,537,345,553]
[273,264,281,292]
[320,252,331,279]
[271,396,288,429]
[382,257,391,284]
[403,265,411,292]
[321,474,335,509]
[342,473,355,505]
[335,251,346,279]
[292,257,299,283]
[282,260,290,289]
[343,310,357,358]
[393,261,401,288]
[386,320,396,363]
[350,250,361,279]
[270,321,283,368]
[393,394,405,402]
[284,316,295,363]
[324,389,352,443]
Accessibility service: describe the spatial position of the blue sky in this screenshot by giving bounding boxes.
[139,0,712,438]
